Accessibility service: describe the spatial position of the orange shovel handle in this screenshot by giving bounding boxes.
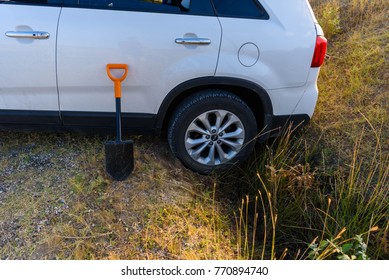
[106,64,128,98]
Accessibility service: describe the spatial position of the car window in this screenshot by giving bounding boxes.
[63,0,190,13]
[0,0,61,4]
[212,0,269,19]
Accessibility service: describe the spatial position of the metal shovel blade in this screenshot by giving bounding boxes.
[105,140,134,181]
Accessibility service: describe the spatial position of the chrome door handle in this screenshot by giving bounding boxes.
[5,31,50,39]
[175,38,211,45]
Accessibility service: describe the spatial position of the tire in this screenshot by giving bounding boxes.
[168,89,257,174]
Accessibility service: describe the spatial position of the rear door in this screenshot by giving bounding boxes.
[0,1,61,125]
[57,0,221,131]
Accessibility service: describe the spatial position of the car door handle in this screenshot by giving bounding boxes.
[175,38,211,45]
[5,31,50,39]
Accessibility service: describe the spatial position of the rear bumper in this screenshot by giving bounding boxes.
[258,113,311,141]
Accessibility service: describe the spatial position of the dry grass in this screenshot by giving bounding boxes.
[0,134,234,259]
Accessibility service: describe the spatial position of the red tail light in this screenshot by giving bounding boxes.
[311,36,327,67]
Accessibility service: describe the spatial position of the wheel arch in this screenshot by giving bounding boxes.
[155,77,274,138]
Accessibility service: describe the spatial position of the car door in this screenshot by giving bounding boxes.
[57,0,221,131]
[0,1,61,125]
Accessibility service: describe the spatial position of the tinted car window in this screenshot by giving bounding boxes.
[212,0,269,19]
[0,0,61,4]
[63,0,189,13]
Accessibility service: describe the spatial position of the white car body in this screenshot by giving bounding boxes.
[0,0,326,173]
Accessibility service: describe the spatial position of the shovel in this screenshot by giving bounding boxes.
[105,64,134,181]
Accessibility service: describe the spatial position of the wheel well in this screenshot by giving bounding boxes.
[159,84,268,137]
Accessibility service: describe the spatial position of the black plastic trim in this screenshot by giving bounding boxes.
[61,111,156,130]
[268,114,311,139]
[0,110,311,139]
[0,110,156,135]
[0,110,60,125]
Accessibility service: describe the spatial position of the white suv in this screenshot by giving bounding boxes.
[0,0,327,174]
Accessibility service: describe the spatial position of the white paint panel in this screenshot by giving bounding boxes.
[57,9,221,113]
[216,16,316,89]
[216,0,317,115]
[0,5,60,111]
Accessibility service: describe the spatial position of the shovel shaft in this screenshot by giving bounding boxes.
[114,81,122,98]
[116,97,122,143]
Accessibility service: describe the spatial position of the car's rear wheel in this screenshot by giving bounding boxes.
[168,90,257,174]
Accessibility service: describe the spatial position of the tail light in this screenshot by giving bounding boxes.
[311,36,327,67]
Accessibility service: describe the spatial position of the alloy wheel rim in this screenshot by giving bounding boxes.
[184,110,245,166]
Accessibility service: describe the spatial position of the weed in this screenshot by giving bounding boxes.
[316,0,342,39]
[307,226,380,260]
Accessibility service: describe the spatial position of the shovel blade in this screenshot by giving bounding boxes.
[105,140,134,181]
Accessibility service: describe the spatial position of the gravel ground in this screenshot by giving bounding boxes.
[0,131,224,260]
